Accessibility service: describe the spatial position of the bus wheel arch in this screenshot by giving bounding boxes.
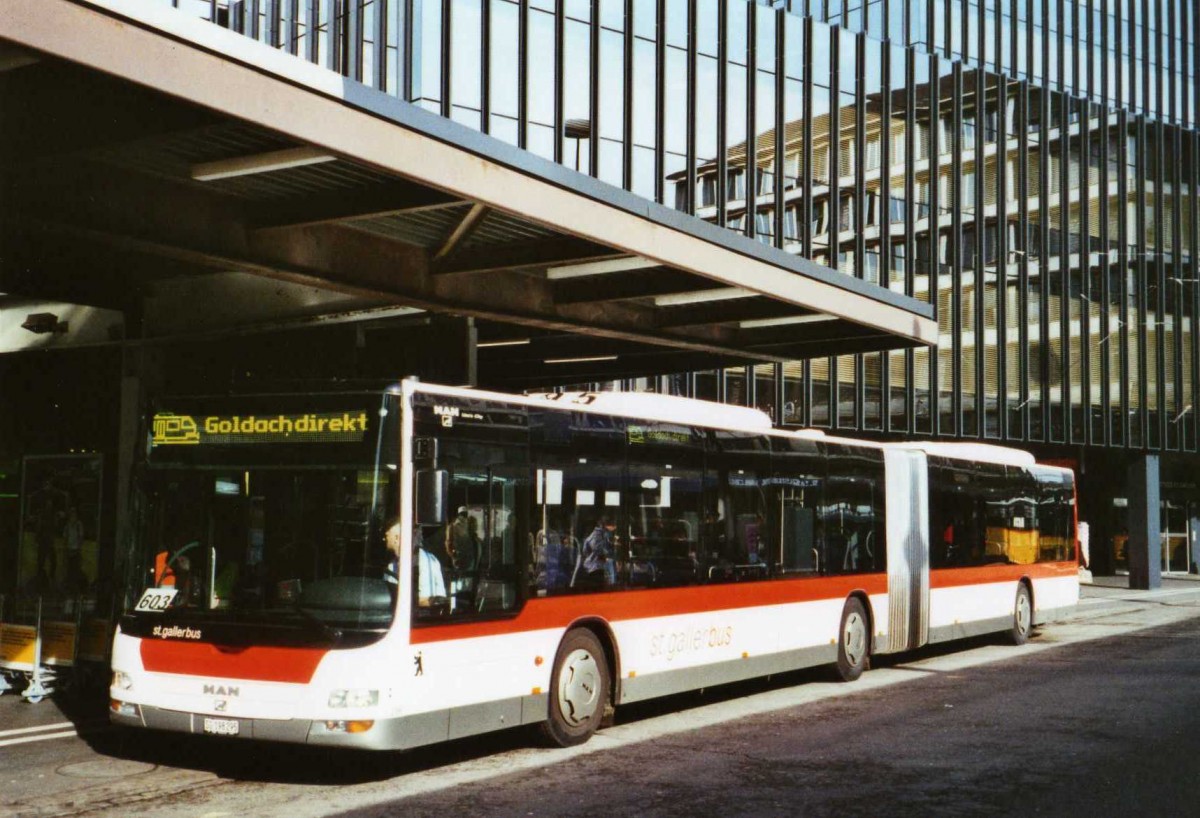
[539,620,616,747]
[835,594,872,682]
[1008,579,1034,646]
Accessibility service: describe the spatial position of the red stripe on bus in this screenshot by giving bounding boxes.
[411,561,1077,644]
[140,640,326,683]
[412,574,890,644]
[930,561,1077,588]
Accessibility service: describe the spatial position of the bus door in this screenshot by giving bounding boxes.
[883,448,929,653]
[436,464,528,616]
[478,465,528,612]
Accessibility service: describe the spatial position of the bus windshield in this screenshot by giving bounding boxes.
[123,392,400,645]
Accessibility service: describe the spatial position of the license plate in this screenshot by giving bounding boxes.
[202,717,240,736]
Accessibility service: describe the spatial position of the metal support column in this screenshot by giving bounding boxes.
[1127,453,1162,590]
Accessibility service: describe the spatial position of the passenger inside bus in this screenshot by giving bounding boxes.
[153,541,204,606]
[444,506,482,609]
[575,515,617,588]
[384,519,447,614]
[445,506,479,572]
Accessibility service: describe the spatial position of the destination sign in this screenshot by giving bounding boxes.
[151,411,370,446]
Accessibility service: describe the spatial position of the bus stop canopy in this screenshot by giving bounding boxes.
[0,0,935,389]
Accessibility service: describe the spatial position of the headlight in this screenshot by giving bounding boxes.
[112,671,133,691]
[328,688,379,708]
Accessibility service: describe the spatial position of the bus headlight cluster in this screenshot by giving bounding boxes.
[112,671,133,691]
[328,688,378,708]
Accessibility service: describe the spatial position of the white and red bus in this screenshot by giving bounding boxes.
[110,379,1078,749]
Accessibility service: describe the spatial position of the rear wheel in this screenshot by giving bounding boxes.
[835,597,870,682]
[1008,583,1033,645]
[539,628,610,747]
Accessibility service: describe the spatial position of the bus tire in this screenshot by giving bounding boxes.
[539,628,610,748]
[1008,583,1033,646]
[835,597,870,682]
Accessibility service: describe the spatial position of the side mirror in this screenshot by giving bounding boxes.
[416,469,449,526]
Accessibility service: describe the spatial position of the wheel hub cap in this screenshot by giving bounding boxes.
[844,612,866,665]
[557,648,601,726]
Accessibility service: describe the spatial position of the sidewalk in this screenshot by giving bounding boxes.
[1075,571,1200,618]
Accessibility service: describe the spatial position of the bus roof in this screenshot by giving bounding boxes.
[404,381,1065,472]
[537,391,775,431]
[406,380,774,432]
[891,441,1041,468]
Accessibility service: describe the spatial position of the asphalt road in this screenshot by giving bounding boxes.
[3,592,1200,818]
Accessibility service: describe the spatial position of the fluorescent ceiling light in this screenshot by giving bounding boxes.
[544,355,619,364]
[739,314,838,329]
[547,257,659,280]
[192,146,337,181]
[478,338,532,348]
[654,287,756,307]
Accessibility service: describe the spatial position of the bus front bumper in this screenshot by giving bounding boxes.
[110,702,409,749]
[109,693,547,750]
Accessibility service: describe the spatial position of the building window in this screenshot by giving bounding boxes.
[961,114,976,144]
[891,241,907,278]
[813,146,830,184]
[813,199,829,236]
[756,167,774,197]
[784,206,799,241]
[755,212,773,244]
[726,170,746,201]
[864,248,880,279]
[839,138,855,178]
[784,151,801,189]
[865,190,879,226]
[674,180,690,212]
[865,137,881,171]
[839,194,854,232]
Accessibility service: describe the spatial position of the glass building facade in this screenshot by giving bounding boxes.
[186,0,1199,571]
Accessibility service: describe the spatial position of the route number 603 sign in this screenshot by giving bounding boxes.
[134,587,178,612]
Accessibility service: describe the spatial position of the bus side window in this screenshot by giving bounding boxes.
[626,422,706,589]
[1033,466,1073,562]
[529,408,626,595]
[929,458,963,568]
[823,445,885,575]
[769,436,825,576]
[930,458,1014,568]
[707,430,771,584]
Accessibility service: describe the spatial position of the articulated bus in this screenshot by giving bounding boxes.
[110,380,1078,749]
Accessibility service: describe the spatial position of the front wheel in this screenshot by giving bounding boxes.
[835,597,871,682]
[539,628,610,747]
[1008,583,1033,645]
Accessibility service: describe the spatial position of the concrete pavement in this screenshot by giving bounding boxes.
[1074,571,1200,617]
